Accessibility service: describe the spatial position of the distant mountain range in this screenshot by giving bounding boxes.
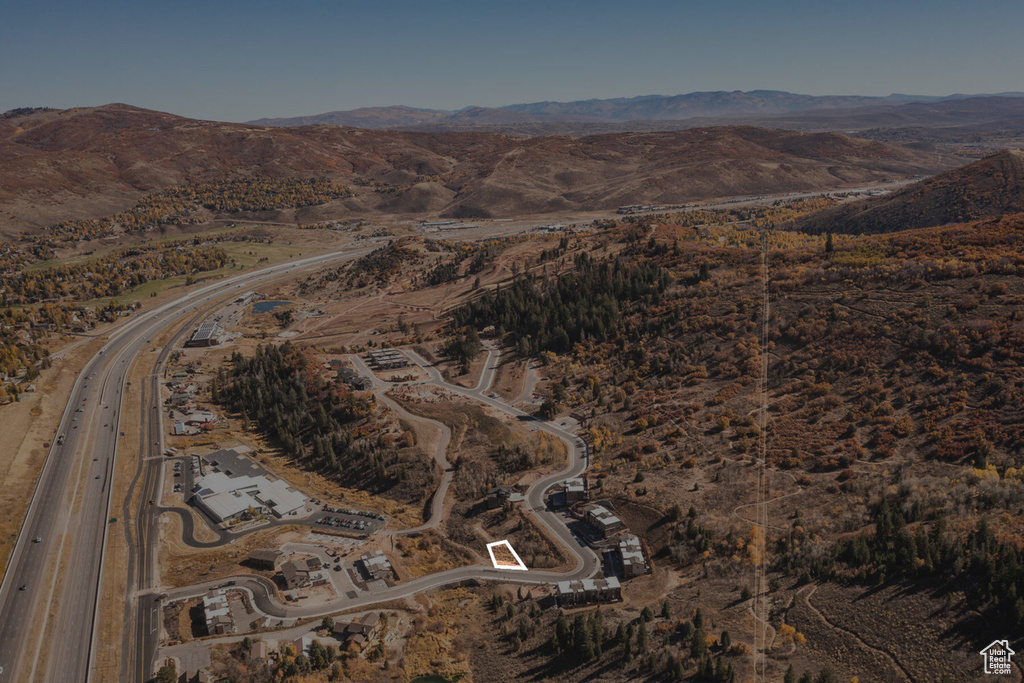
[248,90,1024,133]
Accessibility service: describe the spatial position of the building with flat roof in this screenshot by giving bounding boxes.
[582,503,622,538]
[186,321,224,348]
[618,534,649,578]
[548,477,588,507]
[191,451,307,524]
[554,576,621,606]
[367,349,409,370]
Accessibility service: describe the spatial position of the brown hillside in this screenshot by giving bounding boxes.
[0,104,955,236]
[794,149,1024,234]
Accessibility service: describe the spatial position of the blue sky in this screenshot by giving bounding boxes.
[1,0,1021,122]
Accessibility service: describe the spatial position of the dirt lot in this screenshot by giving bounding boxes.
[160,524,308,590]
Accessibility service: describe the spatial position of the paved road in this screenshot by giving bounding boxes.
[123,244,389,682]
[0,241,383,683]
[348,353,455,533]
[401,346,596,577]
[151,341,599,628]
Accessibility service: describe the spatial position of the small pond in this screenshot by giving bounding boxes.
[252,300,289,314]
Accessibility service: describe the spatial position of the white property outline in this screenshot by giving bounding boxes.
[486,540,528,571]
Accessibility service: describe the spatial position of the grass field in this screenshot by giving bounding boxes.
[21,224,257,272]
[75,242,318,306]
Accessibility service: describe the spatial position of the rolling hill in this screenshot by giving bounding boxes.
[0,104,956,237]
[794,149,1024,234]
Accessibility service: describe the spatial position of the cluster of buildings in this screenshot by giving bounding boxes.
[185,320,225,348]
[543,487,651,604]
[167,382,197,408]
[190,448,308,525]
[247,548,328,590]
[578,503,651,577]
[616,204,670,215]
[366,349,409,370]
[167,379,220,435]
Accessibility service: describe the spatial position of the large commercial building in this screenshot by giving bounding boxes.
[191,449,307,524]
[185,321,225,347]
[192,471,307,524]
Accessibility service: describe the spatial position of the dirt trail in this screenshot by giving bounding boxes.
[801,584,913,682]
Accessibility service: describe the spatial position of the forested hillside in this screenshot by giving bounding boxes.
[218,343,432,503]
[453,252,671,355]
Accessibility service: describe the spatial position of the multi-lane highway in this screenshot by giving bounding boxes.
[0,233,602,683]
[0,242,381,683]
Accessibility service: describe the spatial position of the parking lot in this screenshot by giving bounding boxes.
[166,454,201,499]
[309,505,385,536]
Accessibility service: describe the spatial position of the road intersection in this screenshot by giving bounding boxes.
[0,237,602,683]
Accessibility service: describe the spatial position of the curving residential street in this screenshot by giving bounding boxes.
[143,342,599,637]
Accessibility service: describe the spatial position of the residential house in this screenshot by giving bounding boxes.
[554,577,621,606]
[281,559,312,589]
[357,551,393,582]
[247,640,270,661]
[202,590,234,635]
[332,612,384,653]
[486,485,512,509]
[582,503,622,538]
[281,558,327,589]
[248,548,285,571]
[617,534,649,578]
